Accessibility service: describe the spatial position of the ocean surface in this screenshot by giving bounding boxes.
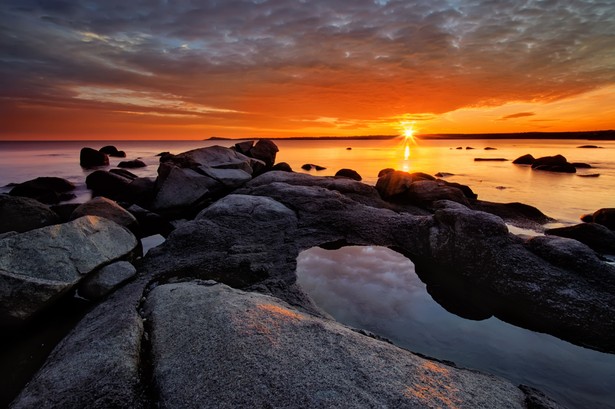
[1,138,614,407]
[1,138,613,224]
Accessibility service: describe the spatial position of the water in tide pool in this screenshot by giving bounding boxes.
[297,246,615,409]
[1,138,613,224]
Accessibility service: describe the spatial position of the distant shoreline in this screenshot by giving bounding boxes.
[206,130,615,141]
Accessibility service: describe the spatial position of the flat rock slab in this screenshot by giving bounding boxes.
[143,281,530,409]
[0,216,138,323]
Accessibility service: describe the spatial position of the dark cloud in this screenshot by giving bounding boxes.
[499,112,536,120]
[1,0,614,134]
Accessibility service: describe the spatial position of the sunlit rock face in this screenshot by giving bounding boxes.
[141,281,528,408]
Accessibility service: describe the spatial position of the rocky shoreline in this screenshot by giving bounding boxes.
[2,139,614,408]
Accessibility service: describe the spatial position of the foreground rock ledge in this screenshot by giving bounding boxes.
[143,281,535,408]
[0,216,138,324]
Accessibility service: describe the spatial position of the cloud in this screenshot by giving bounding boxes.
[1,0,614,137]
[498,112,536,120]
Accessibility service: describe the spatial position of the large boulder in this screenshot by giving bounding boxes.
[10,281,145,409]
[376,171,470,207]
[9,177,76,204]
[70,197,138,231]
[0,194,60,233]
[247,139,278,170]
[86,171,154,206]
[152,145,261,214]
[80,147,109,168]
[142,281,533,408]
[546,223,615,254]
[375,170,434,200]
[0,216,138,324]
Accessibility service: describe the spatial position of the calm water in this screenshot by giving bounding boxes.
[1,138,613,224]
[297,246,615,409]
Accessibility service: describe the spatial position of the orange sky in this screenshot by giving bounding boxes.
[1,1,614,140]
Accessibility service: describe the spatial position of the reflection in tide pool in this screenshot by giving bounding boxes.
[296,246,615,409]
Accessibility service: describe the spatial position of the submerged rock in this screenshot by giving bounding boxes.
[0,216,138,325]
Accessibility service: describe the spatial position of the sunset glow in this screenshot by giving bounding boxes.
[1,1,614,140]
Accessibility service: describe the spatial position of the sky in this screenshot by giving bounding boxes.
[1,0,615,140]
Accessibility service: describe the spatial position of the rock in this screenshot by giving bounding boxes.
[570,162,592,168]
[585,208,615,230]
[152,145,260,214]
[0,194,60,233]
[439,180,477,200]
[377,168,395,177]
[375,170,434,200]
[580,213,594,223]
[271,162,293,172]
[406,180,470,207]
[87,170,131,199]
[99,145,126,158]
[127,204,175,238]
[471,200,552,230]
[531,155,576,173]
[576,173,600,178]
[301,164,326,171]
[248,139,278,169]
[465,146,475,150]
[0,216,138,324]
[142,281,532,408]
[10,282,145,409]
[9,177,76,204]
[474,158,508,161]
[435,172,454,177]
[234,140,254,155]
[533,163,576,173]
[577,145,601,148]
[78,261,137,300]
[117,159,146,169]
[346,147,352,150]
[456,146,462,150]
[80,147,109,168]
[512,154,535,165]
[484,147,497,150]
[70,197,138,231]
[546,223,615,254]
[109,168,138,180]
[50,203,81,223]
[86,171,154,206]
[335,168,362,181]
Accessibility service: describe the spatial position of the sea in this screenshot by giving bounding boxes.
[1,137,613,225]
[1,137,614,408]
